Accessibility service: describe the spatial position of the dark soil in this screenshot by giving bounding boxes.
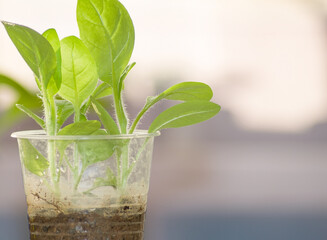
[28,205,146,240]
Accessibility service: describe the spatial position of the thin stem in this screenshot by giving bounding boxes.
[83,186,98,195]
[74,107,80,123]
[82,82,111,115]
[42,89,58,194]
[63,154,73,171]
[125,138,150,177]
[74,166,86,190]
[129,107,149,134]
[56,153,64,183]
[120,142,129,189]
[116,150,122,188]
[113,90,127,134]
[73,108,80,190]
[129,97,161,134]
[47,141,56,182]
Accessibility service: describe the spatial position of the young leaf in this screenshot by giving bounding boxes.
[56,120,102,155]
[164,82,213,101]
[130,82,214,133]
[94,82,113,99]
[16,104,45,129]
[145,82,213,111]
[2,21,56,89]
[80,113,88,121]
[77,0,135,85]
[56,100,75,131]
[43,28,62,92]
[78,130,115,168]
[57,120,101,136]
[119,62,136,93]
[91,97,120,135]
[148,101,220,133]
[91,167,117,191]
[59,36,98,109]
[80,83,113,115]
[19,139,49,177]
[45,77,59,98]
[43,29,60,53]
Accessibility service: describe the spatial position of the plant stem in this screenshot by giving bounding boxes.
[113,90,128,134]
[83,186,98,195]
[112,87,130,190]
[125,138,150,178]
[129,106,149,134]
[111,73,129,190]
[116,150,122,188]
[56,153,64,183]
[48,141,57,193]
[120,142,129,189]
[63,154,73,171]
[129,97,161,134]
[74,107,80,123]
[42,91,58,194]
[74,166,85,190]
[73,108,80,190]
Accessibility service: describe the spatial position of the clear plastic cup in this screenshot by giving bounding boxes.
[12,130,159,240]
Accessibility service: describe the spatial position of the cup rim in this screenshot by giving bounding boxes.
[11,129,160,140]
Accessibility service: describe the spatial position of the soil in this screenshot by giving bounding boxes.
[28,204,146,240]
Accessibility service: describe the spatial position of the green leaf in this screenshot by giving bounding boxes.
[56,100,74,131]
[80,82,113,115]
[130,82,214,133]
[16,104,45,129]
[78,130,115,168]
[91,167,117,190]
[146,82,213,109]
[91,97,120,135]
[77,0,135,85]
[43,28,62,92]
[45,77,59,98]
[94,82,113,99]
[59,36,98,109]
[57,120,101,136]
[148,101,221,133]
[19,139,49,177]
[164,82,213,101]
[2,21,56,89]
[80,113,88,121]
[56,120,102,154]
[43,29,60,52]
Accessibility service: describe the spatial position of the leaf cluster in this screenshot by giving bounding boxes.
[2,0,220,136]
[2,0,221,190]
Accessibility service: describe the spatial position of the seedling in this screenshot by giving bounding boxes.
[2,0,220,194]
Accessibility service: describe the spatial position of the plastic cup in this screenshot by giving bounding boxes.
[12,130,159,240]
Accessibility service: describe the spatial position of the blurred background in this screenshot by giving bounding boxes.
[1,0,327,239]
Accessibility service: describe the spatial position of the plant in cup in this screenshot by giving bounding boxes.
[3,0,220,239]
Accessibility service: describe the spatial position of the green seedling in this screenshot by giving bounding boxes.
[2,0,220,194]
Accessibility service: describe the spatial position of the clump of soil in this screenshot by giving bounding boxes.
[28,204,146,240]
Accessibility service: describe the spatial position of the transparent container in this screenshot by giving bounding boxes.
[12,130,160,240]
